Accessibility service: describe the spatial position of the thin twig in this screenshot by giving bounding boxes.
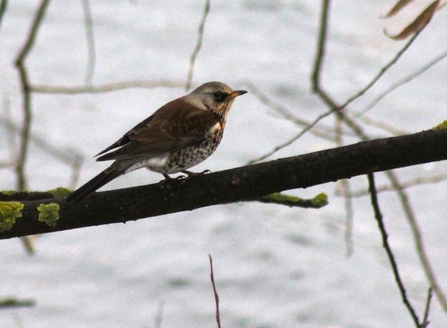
[386,170,447,314]
[422,288,433,328]
[243,81,354,140]
[311,0,331,93]
[343,180,354,256]
[0,114,83,165]
[31,80,184,94]
[208,254,221,328]
[81,0,96,85]
[13,0,52,256]
[248,0,366,164]
[0,0,8,29]
[360,48,447,116]
[14,0,51,191]
[367,173,421,327]
[333,118,354,256]
[341,173,447,198]
[2,94,17,167]
[154,300,165,328]
[359,114,410,136]
[185,0,210,91]
[69,156,83,190]
[247,108,333,164]
[311,0,445,322]
[338,20,430,111]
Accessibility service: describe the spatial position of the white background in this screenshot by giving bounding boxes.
[1,1,447,327]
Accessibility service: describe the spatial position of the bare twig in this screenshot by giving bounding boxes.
[1,111,83,190]
[422,288,433,328]
[367,173,421,327]
[81,0,96,85]
[14,0,51,191]
[311,1,446,321]
[208,254,221,328]
[358,114,410,136]
[386,171,447,314]
[311,0,331,94]
[1,94,17,167]
[333,118,354,256]
[246,109,333,164]
[243,81,354,141]
[250,0,341,167]
[154,300,165,328]
[0,297,35,308]
[340,173,447,198]
[339,19,430,111]
[185,0,210,91]
[360,48,447,116]
[31,80,184,94]
[69,156,83,190]
[0,0,7,29]
[13,0,52,255]
[342,180,354,256]
[0,114,83,166]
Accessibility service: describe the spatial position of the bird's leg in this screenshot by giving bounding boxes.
[161,173,186,181]
[159,170,210,187]
[181,169,211,177]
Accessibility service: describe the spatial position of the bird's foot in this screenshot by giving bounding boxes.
[162,174,184,180]
[181,169,211,177]
[159,170,210,187]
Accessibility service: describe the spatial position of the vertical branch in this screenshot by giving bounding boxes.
[208,254,221,328]
[422,288,433,328]
[334,118,354,256]
[81,0,96,85]
[2,94,17,167]
[0,0,8,29]
[185,0,210,91]
[367,173,421,327]
[311,0,330,93]
[14,0,51,255]
[154,300,164,328]
[14,0,51,191]
[339,21,430,110]
[360,48,447,115]
[386,170,447,313]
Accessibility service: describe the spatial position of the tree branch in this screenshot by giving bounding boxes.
[1,128,447,239]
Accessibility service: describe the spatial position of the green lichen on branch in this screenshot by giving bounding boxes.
[259,192,328,208]
[0,297,35,308]
[0,202,24,232]
[432,120,447,130]
[48,187,71,199]
[0,190,18,196]
[37,203,60,228]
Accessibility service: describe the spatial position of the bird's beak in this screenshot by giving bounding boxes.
[230,90,248,98]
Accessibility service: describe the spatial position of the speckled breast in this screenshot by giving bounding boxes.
[162,127,223,174]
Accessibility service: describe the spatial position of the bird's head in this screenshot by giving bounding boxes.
[188,81,247,117]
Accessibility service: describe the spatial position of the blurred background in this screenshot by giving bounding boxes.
[1,0,447,327]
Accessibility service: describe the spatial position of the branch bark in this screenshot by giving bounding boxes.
[1,128,447,239]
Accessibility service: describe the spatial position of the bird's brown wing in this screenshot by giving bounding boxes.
[96,98,220,161]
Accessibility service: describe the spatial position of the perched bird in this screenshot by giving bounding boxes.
[66,81,247,203]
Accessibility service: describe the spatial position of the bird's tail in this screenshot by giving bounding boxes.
[66,167,123,204]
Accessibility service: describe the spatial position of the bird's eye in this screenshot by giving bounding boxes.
[213,91,226,101]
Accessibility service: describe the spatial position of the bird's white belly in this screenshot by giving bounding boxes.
[124,155,169,174]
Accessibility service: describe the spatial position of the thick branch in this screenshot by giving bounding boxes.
[1,128,447,239]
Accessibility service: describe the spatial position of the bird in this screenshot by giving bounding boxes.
[66,81,247,203]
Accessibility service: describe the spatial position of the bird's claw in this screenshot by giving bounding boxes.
[182,169,211,177]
